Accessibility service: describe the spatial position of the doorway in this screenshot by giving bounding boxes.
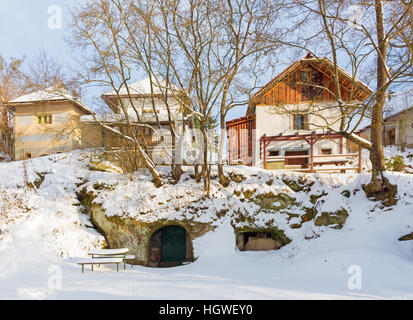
[148,225,190,267]
[387,128,396,145]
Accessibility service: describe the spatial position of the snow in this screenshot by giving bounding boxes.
[102,77,181,96]
[88,249,129,255]
[1,149,413,299]
[8,86,93,115]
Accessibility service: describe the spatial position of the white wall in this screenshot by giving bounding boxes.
[253,102,345,167]
[119,96,182,122]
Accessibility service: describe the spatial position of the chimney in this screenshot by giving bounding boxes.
[304,52,314,59]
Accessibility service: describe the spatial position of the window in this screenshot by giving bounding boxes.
[268,150,280,157]
[300,69,323,101]
[301,71,309,82]
[321,148,332,155]
[37,115,52,124]
[24,153,32,159]
[293,114,308,130]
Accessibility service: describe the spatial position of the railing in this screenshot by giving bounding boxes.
[265,153,361,173]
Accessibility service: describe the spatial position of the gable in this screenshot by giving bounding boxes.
[248,55,373,114]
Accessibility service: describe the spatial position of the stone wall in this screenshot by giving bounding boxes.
[78,187,213,266]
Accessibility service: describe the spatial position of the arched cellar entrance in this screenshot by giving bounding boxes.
[148,225,193,267]
[236,232,283,251]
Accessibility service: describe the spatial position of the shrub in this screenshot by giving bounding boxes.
[385,155,405,172]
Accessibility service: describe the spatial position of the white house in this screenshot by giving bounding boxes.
[361,107,413,149]
[81,77,197,165]
[226,54,373,172]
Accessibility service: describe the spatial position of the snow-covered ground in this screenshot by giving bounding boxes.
[1,149,413,299]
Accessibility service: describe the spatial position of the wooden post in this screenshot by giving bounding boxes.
[358,145,362,173]
[237,125,240,163]
[263,136,267,169]
[228,127,231,165]
[310,139,314,172]
[340,136,343,154]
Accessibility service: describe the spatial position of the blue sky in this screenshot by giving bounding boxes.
[0,1,74,59]
[0,0,250,119]
[0,1,111,112]
[2,1,406,125]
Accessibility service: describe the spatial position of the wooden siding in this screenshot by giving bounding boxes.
[226,114,255,166]
[254,61,370,107]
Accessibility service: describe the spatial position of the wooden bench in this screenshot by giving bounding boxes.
[88,249,135,270]
[93,254,136,269]
[78,258,123,273]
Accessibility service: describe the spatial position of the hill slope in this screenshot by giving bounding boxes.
[0,150,413,299]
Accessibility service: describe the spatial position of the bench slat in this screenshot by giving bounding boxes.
[78,258,123,264]
[90,254,135,259]
[88,248,129,255]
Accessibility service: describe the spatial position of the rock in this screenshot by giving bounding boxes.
[242,189,256,199]
[314,208,349,229]
[310,192,327,204]
[282,177,314,192]
[341,190,351,198]
[229,173,246,183]
[253,192,296,211]
[89,159,123,174]
[244,238,282,251]
[301,207,317,223]
[399,232,413,241]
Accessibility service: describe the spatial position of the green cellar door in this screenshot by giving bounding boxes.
[161,226,186,262]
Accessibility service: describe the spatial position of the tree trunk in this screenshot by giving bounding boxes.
[201,126,211,196]
[363,0,397,205]
[218,112,230,186]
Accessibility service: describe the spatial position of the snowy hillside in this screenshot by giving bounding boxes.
[1,150,413,299]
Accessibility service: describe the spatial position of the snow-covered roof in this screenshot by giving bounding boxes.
[80,110,186,124]
[102,77,181,97]
[360,88,413,131]
[8,86,94,115]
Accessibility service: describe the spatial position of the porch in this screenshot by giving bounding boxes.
[259,131,363,173]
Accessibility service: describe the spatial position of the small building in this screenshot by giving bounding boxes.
[226,54,373,171]
[7,87,93,160]
[80,77,196,168]
[360,106,413,149]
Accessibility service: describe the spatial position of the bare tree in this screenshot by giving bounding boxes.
[130,0,283,194]
[68,0,166,186]
[0,55,26,159]
[266,0,412,201]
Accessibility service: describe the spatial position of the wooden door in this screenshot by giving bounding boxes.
[161,226,186,263]
[388,128,396,145]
